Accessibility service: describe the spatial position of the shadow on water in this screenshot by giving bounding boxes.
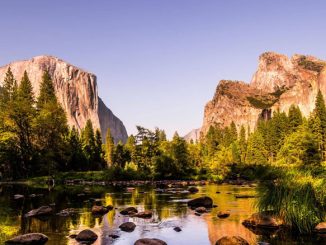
[0,183,325,245]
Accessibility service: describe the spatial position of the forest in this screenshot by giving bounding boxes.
[0,69,325,233]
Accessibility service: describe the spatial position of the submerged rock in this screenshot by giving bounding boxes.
[188,186,199,193]
[215,236,249,245]
[56,208,78,216]
[109,234,120,239]
[187,196,213,208]
[315,222,326,234]
[91,205,110,215]
[134,238,167,245]
[133,210,153,218]
[25,206,53,217]
[242,211,283,229]
[75,229,98,244]
[195,207,207,213]
[120,207,138,215]
[5,233,48,244]
[218,211,230,218]
[119,222,136,232]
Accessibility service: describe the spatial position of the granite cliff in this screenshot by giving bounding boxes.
[0,55,128,143]
[188,52,326,141]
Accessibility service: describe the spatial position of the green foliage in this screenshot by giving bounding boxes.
[277,124,321,166]
[257,168,326,233]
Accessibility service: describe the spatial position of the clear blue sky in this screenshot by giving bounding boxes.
[0,0,326,137]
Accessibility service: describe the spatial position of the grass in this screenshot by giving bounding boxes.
[256,167,326,233]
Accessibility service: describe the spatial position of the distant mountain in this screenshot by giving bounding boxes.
[0,55,128,143]
[183,128,201,142]
[198,52,326,136]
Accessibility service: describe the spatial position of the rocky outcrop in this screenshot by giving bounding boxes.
[200,52,326,136]
[0,55,127,143]
[184,128,201,142]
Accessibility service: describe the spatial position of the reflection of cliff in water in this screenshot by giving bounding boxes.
[201,185,258,245]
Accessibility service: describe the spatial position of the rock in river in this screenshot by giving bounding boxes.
[187,196,213,208]
[314,222,326,234]
[5,233,48,244]
[217,211,230,218]
[119,222,136,232]
[195,207,207,213]
[242,211,283,229]
[120,207,138,215]
[134,238,167,245]
[133,210,153,218]
[25,206,53,217]
[91,205,110,215]
[188,186,199,193]
[215,236,249,245]
[75,229,98,244]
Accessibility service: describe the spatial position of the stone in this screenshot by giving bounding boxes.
[119,222,136,232]
[188,186,199,193]
[25,206,53,217]
[235,194,256,199]
[120,207,138,215]
[215,236,249,245]
[56,208,77,216]
[91,205,109,215]
[174,227,182,232]
[218,211,230,218]
[75,229,98,243]
[133,210,153,218]
[134,238,167,245]
[242,211,283,229]
[0,55,128,143]
[314,222,326,234]
[109,234,120,239]
[195,207,207,213]
[187,196,213,208]
[5,233,48,244]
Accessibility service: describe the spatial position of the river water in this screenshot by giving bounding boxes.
[0,183,324,244]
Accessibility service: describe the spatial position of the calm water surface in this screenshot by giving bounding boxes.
[0,183,324,245]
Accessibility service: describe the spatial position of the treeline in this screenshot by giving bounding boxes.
[0,68,105,180]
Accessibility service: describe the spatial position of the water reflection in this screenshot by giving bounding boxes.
[0,183,324,245]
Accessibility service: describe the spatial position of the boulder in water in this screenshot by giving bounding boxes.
[5,233,48,244]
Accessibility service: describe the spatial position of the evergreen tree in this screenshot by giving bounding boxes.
[312,90,326,160]
[37,70,56,109]
[34,71,68,175]
[94,129,104,169]
[288,105,303,132]
[239,125,247,163]
[81,119,96,166]
[67,127,87,171]
[245,131,268,164]
[105,128,115,166]
[1,67,17,102]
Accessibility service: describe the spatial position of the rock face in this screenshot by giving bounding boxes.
[0,55,128,143]
[199,52,326,137]
[183,128,201,142]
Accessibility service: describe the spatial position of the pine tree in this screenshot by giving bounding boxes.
[105,128,115,166]
[1,67,18,102]
[34,71,68,175]
[245,131,268,164]
[230,121,238,142]
[67,127,87,171]
[81,119,96,166]
[37,70,57,109]
[94,129,104,169]
[312,90,326,160]
[239,125,247,163]
[288,105,303,132]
